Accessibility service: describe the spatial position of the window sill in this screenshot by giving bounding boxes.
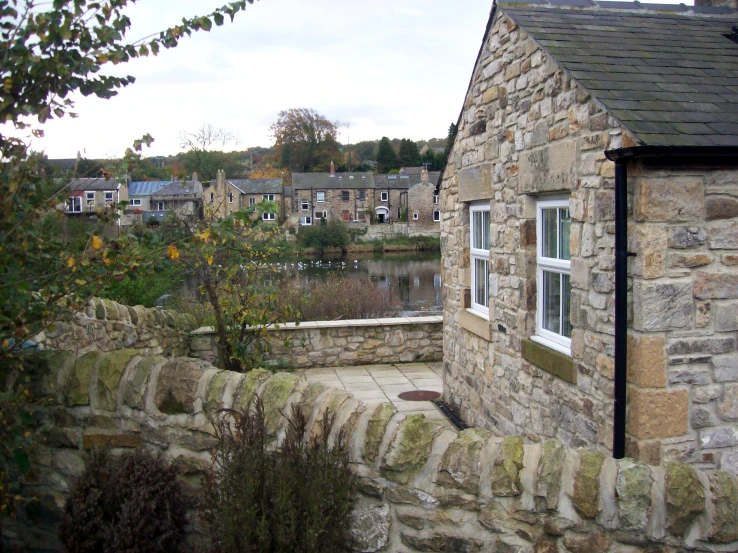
[522,337,576,384]
[530,335,571,357]
[460,309,492,341]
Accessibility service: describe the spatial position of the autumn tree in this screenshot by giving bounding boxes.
[375,136,399,173]
[271,108,341,172]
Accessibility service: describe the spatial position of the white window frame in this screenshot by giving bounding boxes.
[67,196,82,213]
[249,197,256,206]
[228,192,234,204]
[380,191,388,202]
[155,201,165,211]
[534,198,572,355]
[470,203,490,317]
[300,216,312,226]
[130,198,142,207]
[301,201,309,210]
[262,212,276,221]
[85,191,95,205]
[316,191,325,203]
[413,213,419,220]
[262,194,275,202]
[433,194,439,205]
[433,210,440,222]
[104,191,114,203]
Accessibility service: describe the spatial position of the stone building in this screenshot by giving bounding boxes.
[127,181,171,212]
[64,177,128,215]
[440,0,738,471]
[150,178,203,219]
[202,170,284,221]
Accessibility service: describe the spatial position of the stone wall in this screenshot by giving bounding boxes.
[438,4,738,472]
[189,316,443,369]
[34,297,196,358]
[7,350,738,552]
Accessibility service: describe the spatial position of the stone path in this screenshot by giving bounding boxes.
[297,361,450,426]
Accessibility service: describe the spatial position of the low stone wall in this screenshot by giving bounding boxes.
[352,223,440,241]
[34,297,196,357]
[7,351,738,552]
[189,316,443,369]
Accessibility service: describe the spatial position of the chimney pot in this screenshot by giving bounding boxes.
[330,161,335,177]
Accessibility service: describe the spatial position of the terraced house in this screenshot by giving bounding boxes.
[64,177,127,215]
[202,169,284,221]
[440,0,738,472]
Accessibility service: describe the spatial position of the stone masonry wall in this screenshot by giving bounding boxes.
[626,162,738,472]
[34,297,196,358]
[7,350,738,552]
[440,8,627,453]
[189,316,443,369]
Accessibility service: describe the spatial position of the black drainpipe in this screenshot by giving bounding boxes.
[605,145,738,459]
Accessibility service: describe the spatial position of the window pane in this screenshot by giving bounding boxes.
[472,211,490,250]
[475,258,488,307]
[560,208,571,260]
[542,270,561,334]
[562,273,572,338]
[542,208,558,258]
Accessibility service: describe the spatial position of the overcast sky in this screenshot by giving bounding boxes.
[28,0,689,160]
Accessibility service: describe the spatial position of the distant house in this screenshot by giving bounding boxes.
[291,163,440,227]
[64,177,127,215]
[202,170,284,222]
[150,178,203,220]
[127,181,173,212]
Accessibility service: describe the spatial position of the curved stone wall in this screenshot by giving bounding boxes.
[34,297,196,357]
[6,351,738,552]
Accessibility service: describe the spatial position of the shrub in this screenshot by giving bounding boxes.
[297,220,349,250]
[100,263,182,308]
[202,398,357,553]
[58,449,187,553]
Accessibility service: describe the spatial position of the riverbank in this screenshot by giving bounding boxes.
[292,234,441,256]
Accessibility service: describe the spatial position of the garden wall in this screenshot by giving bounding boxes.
[6,350,738,553]
[34,297,196,357]
[189,316,443,369]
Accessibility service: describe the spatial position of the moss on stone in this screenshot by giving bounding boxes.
[572,449,604,519]
[296,381,329,420]
[96,350,138,411]
[364,403,397,465]
[665,462,705,536]
[122,355,164,410]
[203,371,230,413]
[233,368,271,412]
[491,436,525,497]
[259,372,299,435]
[437,428,490,494]
[616,459,652,533]
[707,470,738,544]
[380,414,441,485]
[536,440,565,510]
[66,351,103,406]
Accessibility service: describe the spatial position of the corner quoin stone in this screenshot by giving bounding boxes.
[627,388,689,439]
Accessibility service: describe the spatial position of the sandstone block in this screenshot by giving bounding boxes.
[400,533,484,553]
[155,359,207,415]
[669,253,713,268]
[701,427,738,449]
[203,370,230,413]
[706,195,738,220]
[572,449,604,519]
[716,302,738,331]
[364,403,398,465]
[83,432,141,449]
[634,177,704,223]
[616,459,652,534]
[669,226,706,249]
[632,280,692,331]
[350,503,390,553]
[718,384,738,421]
[665,462,705,536]
[436,428,490,494]
[563,532,610,553]
[707,220,738,250]
[123,356,164,410]
[491,436,525,497]
[667,337,735,356]
[707,470,738,544]
[627,388,688,439]
[723,254,738,266]
[380,415,442,485]
[535,440,565,510]
[627,334,666,388]
[519,140,577,194]
[96,350,139,411]
[712,356,738,382]
[258,372,299,435]
[695,271,738,300]
[66,351,102,406]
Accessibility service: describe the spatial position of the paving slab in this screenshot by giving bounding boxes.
[343,382,382,392]
[339,375,375,384]
[374,376,413,386]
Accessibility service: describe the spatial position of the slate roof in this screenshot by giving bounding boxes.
[129,181,172,196]
[228,179,283,195]
[152,181,203,198]
[68,177,120,191]
[293,173,374,190]
[498,0,738,146]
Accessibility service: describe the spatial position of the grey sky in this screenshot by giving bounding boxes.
[29,0,690,159]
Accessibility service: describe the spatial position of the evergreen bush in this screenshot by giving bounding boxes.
[58,449,187,553]
[202,398,357,553]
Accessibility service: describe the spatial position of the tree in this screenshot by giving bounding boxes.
[376,136,399,173]
[444,122,458,158]
[179,123,240,151]
[398,138,421,167]
[0,0,254,527]
[178,124,243,181]
[270,108,341,172]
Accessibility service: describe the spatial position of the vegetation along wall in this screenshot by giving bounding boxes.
[6,349,738,552]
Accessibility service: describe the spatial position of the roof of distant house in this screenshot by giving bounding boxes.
[493,0,738,146]
[129,181,172,196]
[152,181,203,198]
[68,177,120,191]
[293,173,375,190]
[228,178,283,195]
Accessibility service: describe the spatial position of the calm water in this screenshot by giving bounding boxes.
[271,252,443,316]
[176,252,442,316]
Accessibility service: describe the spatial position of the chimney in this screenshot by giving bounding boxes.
[192,172,199,183]
[695,0,737,7]
[421,166,429,184]
[330,161,335,177]
[217,169,226,189]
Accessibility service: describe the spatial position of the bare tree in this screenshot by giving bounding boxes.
[179,123,240,151]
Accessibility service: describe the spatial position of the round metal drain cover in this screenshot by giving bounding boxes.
[398,390,441,402]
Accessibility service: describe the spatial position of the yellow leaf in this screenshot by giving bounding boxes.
[91,235,103,250]
[207,255,214,265]
[167,244,179,260]
[66,257,75,268]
